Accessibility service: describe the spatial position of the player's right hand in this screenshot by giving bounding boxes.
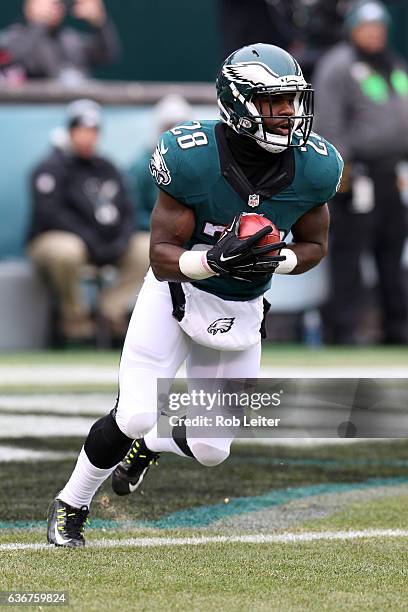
[206,214,286,277]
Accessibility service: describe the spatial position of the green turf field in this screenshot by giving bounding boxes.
[2,439,408,610]
[0,343,407,367]
[2,534,408,611]
[1,347,407,610]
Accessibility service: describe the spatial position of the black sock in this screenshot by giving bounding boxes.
[84,412,133,469]
[171,417,194,458]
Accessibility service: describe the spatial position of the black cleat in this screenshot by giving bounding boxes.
[47,498,89,547]
[112,438,159,496]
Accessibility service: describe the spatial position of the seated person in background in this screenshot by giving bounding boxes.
[27,99,139,343]
[0,0,120,84]
[127,94,193,293]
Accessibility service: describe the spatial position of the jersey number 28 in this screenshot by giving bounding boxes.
[170,121,209,150]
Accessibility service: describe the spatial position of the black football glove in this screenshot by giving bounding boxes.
[230,253,286,282]
[206,214,286,282]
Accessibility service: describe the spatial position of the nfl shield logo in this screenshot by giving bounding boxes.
[248,194,260,208]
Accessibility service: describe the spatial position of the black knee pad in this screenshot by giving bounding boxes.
[84,412,133,469]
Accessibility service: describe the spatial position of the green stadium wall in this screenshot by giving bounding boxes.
[0,0,221,82]
[1,1,408,82]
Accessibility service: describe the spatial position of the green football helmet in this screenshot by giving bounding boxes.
[216,43,314,153]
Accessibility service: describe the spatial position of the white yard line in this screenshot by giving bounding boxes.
[0,365,406,386]
[261,367,408,378]
[0,415,94,438]
[0,446,75,462]
[0,366,118,385]
[234,437,380,447]
[0,389,397,445]
[0,412,390,444]
[2,529,408,551]
[0,394,111,414]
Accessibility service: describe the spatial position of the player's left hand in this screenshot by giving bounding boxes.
[71,0,107,26]
[229,252,287,282]
[206,214,286,281]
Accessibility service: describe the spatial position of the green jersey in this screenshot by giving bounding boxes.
[150,120,343,301]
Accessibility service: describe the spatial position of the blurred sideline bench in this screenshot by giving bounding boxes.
[0,257,330,350]
[0,261,50,350]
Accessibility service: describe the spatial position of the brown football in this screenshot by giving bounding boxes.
[238,213,281,254]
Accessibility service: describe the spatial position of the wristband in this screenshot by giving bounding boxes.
[179,250,216,280]
[274,248,298,274]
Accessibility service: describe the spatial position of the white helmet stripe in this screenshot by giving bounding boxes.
[223,61,307,89]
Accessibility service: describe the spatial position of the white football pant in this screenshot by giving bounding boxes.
[115,270,261,466]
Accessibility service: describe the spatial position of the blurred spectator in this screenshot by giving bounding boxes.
[220,0,303,60]
[0,0,120,84]
[313,0,408,344]
[127,94,193,291]
[27,99,139,343]
[294,0,353,79]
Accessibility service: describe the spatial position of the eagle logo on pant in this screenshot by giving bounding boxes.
[207,317,235,335]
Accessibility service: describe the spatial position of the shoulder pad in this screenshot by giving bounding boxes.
[149,121,217,204]
[297,132,343,203]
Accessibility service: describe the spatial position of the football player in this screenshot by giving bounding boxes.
[47,43,343,546]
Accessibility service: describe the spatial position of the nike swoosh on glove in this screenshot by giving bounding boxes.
[206,214,286,281]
